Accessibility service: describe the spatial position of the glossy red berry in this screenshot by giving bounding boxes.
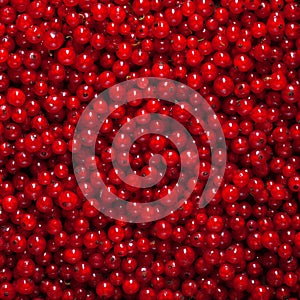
[6,88,25,107]
[213,75,234,97]
[42,30,64,50]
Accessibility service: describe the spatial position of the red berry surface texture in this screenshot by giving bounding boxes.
[0,0,299,299]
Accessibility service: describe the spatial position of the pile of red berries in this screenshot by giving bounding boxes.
[0,0,300,299]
